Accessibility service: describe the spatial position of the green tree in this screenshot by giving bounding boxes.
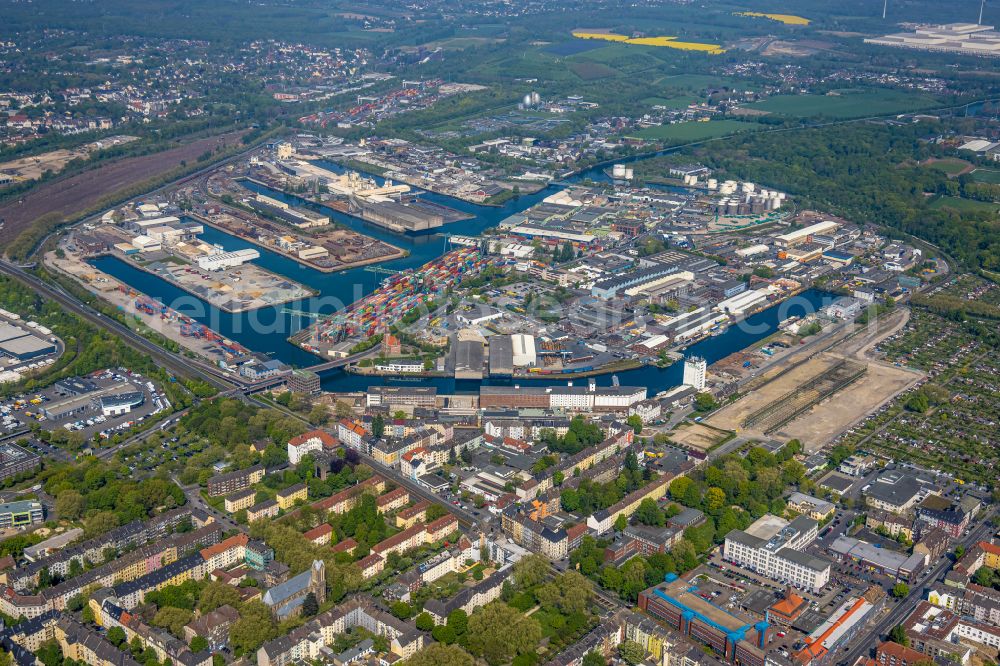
[889,624,910,647]
[107,626,127,648]
[415,612,435,632]
[301,592,319,617]
[582,653,606,666]
[55,490,85,520]
[892,583,910,599]
[466,603,542,666]
[704,487,726,514]
[619,640,646,665]
[513,554,549,589]
[390,601,414,619]
[634,498,664,526]
[152,607,194,638]
[402,643,474,666]
[229,601,278,655]
[614,512,628,531]
[190,637,209,653]
[626,414,643,434]
[372,414,385,439]
[447,608,468,636]
[198,581,242,613]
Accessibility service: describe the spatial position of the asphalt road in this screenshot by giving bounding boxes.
[838,508,996,666]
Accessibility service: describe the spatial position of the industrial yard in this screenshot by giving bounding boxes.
[707,309,925,451]
[45,246,256,367]
[56,208,315,313]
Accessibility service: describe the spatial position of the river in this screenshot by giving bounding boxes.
[90,158,835,394]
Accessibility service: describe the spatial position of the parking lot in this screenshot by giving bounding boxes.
[0,368,169,441]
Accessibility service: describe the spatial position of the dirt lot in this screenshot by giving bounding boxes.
[774,362,922,449]
[0,136,137,183]
[669,422,731,453]
[707,309,923,452]
[0,130,247,246]
[707,354,844,432]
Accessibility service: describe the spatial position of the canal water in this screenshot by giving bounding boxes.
[90,158,835,394]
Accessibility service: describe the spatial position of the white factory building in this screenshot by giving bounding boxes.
[511,334,537,367]
[723,515,831,593]
[865,23,1000,56]
[197,248,261,271]
[774,220,839,248]
[716,287,773,316]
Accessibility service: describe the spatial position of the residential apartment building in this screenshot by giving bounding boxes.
[207,465,264,497]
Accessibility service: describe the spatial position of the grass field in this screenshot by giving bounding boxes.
[969,168,1000,184]
[921,158,973,177]
[746,91,942,119]
[423,37,503,50]
[628,119,758,142]
[569,60,619,80]
[642,95,697,109]
[929,195,1000,214]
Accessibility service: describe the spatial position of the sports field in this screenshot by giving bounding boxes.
[745,90,941,119]
[969,168,1000,184]
[929,195,1000,213]
[629,119,758,142]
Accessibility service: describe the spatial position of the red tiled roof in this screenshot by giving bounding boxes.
[200,533,248,560]
[331,537,358,553]
[288,429,337,448]
[304,523,333,541]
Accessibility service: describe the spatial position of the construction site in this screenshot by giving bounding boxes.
[707,308,924,451]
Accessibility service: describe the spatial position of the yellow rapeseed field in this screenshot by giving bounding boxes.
[733,12,811,25]
[572,31,725,54]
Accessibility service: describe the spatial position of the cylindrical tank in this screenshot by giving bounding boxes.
[612,164,626,178]
[707,178,718,189]
[624,168,633,180]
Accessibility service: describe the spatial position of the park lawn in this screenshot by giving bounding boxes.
[929,195,1000,214]
[745,91,942,118]
[628,119,759,142]
[969,168,1000,184]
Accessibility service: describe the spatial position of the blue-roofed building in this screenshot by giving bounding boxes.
[638,574,768,666]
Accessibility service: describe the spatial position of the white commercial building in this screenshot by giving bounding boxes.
[716,288,772,316]
[511,334,537,367]
[735,244,769,258]
[197,248,261,271]
[682,356,706,391]
[774,220,839,248]
[723,514,831,592]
